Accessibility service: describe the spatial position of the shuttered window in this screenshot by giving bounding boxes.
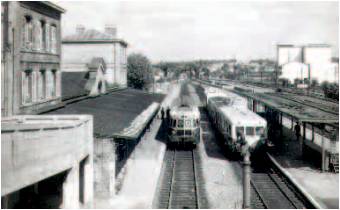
[22,70,33,104]
[51,70,57,97]
[50,25,57,53]
[38,70,46,100]
[23,16,33,49]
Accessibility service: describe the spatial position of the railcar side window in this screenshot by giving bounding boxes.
[178,119,184,128]
[236,127,244,135]
[256,127,264,135]
[246,127,255,136]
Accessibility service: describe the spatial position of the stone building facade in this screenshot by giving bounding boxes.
[1,1,64,117]
[62,25,128,88]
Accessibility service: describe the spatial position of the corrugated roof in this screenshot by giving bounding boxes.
[44,89,165,138]
[236,91,339,124]
[62,72,89,100]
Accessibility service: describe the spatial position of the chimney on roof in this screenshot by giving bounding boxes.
[76,25,85,34]
[104,24,116,38]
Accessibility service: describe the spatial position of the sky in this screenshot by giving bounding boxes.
[56,0,339,62]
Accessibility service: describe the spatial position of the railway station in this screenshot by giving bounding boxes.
[1,1,339,209]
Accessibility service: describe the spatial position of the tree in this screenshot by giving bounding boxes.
[311,79,319,88]
[321,81,339,100]
[127,53,152,90]
[201,67,210,78]
[294,78,303,87]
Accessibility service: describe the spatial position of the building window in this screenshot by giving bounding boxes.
[38,70,46,100]
[23,15,33,49]
[51,70,57,97]
[50,24,57,53]
[22,70,33,104]
[40,20,46,51]
[45,23,50,52]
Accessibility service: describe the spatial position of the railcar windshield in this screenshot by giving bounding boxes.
[185,120,192,127]
[178,119,184,128]
[255,127,264,135]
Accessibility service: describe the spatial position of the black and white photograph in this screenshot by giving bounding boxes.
[1,0,339,209]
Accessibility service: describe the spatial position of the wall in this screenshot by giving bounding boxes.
[277,46,302,65]
[62,43,127,87]
[280,62,309,83]
[62,44,115,71]
[114,42,127,87]
[1,115,94,208]
[93,137,116,199]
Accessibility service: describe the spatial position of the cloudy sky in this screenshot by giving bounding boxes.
[56,0,338,62]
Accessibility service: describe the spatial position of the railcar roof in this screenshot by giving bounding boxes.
[219,105,266,126]
[208,92,266,125]
[170,106,200,119]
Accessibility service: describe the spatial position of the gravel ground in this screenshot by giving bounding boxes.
[189,81,243,208]
[199,114,243,209]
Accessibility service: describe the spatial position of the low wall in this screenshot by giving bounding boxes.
[1,115,93,197]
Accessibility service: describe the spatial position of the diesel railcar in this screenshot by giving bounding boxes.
[206,89,267,154]
[168,105,200,147]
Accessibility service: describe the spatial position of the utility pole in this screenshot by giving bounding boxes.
[242,145,251,209]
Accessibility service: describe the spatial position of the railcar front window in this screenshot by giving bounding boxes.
[178,119,184,128]
[256,127,264,135]
[185,120,191,127]
[172,119,176,127]
[177,130,184,136]
[246,127,255,136]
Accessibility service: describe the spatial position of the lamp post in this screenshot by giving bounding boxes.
[242,143,251,209]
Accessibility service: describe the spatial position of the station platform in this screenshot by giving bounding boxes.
[268,126,339,209]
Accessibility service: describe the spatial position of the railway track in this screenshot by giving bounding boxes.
[250,154,315,209]
[157,148,199,209]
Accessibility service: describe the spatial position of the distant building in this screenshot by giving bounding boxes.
[62,25,128,88]
[1,1,65,116]
[277,44,339,85]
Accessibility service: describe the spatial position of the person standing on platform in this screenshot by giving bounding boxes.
[166,107,171,122]
[294,122,301,141]
[160,107,165,120]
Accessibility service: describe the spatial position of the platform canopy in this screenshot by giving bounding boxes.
[45,88,165,139]
[235,90,339,124]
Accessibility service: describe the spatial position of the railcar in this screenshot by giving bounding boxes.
[206,92,267,154]
[168,105,200,147]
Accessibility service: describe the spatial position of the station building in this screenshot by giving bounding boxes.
[277,44,339,85]
[1,2,94,208]
[1,1,65,117]
[62,25,128,88]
